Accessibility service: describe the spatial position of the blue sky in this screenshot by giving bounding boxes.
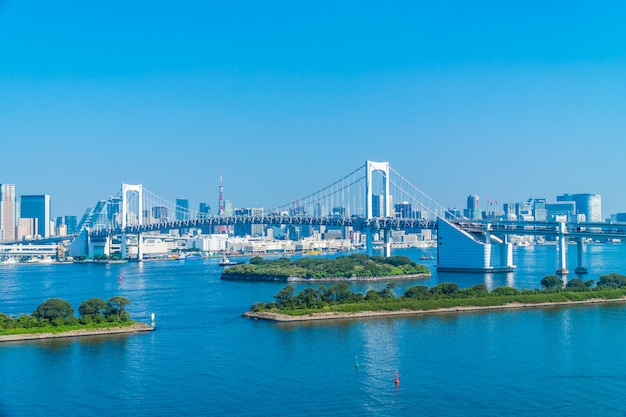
[2,1,626,218]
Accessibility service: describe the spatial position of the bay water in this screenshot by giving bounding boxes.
[2,244,626,416]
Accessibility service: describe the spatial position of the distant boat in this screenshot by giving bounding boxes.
[420,251,434,260]
[218,256,241,267]
[0,257,16,265]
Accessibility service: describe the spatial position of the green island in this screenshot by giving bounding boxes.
[0,296,153,342]
[244,273,626,321]
[221,254,430,281]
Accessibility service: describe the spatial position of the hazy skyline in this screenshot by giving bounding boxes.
[2,2,626,218]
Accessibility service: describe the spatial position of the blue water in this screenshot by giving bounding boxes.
[2,244,626,416]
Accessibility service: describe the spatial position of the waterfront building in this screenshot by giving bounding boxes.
[20,194,51,238]
[0,184,16,241]
[557,193,602,223]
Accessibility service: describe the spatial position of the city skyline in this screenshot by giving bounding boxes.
[2,2,626,216]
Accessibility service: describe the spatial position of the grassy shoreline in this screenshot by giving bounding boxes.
[244,288,626,322]
[244,297,626,322]
[0,321,154,342]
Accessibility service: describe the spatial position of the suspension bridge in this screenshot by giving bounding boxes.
[67,160,626,275]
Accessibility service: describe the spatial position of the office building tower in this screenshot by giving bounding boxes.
[0,184,16,241]
[199,203,211,218]
[64,215,78,235]
[533,198,547,222]
[394,202,414,219]
[372,193,392,217]
[152,206,169,222]
[465,195,481,220]
[176,198,190,221]
[557,193,602,223]
[20,194,51,238]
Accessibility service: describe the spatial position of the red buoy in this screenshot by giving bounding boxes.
[395,371,400,387]
[119,272,123,282]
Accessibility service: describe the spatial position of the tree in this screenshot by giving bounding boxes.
[429,282,459,296]
[107,296,131,320]
[365,290,380,301]
[491,286,519,296]
[541,275,563,290]
[404,285,429,299]
[597,273,626,289]
[32,298,74,322]
[377,282,396,299]
[566,278,586,290]
[274,285,295,308]
[78,298,108,318]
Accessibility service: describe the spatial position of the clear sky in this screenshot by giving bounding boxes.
[2,1,626,219]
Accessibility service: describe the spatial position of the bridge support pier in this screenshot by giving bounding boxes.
[574,237,587,274]
[137,233,143,261]
[383,229,391,258]
[365,230,374,256]
[556,222,569,275]
[121,233,127,260]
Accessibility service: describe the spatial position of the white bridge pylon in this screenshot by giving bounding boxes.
[122,183,143,228]
[365,161,390,220]
[121,183,143,260]
[365,161,392,257]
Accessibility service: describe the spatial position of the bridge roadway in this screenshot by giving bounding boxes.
[459,220,626,240]
[88,215,438,237]
[89,215,626,241]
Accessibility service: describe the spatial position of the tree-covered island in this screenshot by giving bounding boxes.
[221,254,430,282]
[0,296,153,341]
[244,273,626,321]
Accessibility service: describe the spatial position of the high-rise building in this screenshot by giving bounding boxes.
[533,198,547,222]
[152,206,169,222]
[0,184,16,241]
[464,195,481,220]
[372,193,392,217]
[20,195,51,238]
[546,201,576,221]
[394,202,414,219]
[176,198,190,221]
[233,207,264,236]
[557,193,602,222]
[64,215,78,235]
[199,203,211,217]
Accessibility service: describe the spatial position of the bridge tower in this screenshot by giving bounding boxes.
[365,161,392,257]
[121,183,143,260]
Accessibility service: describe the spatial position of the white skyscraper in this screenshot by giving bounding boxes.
[0,184,16,241]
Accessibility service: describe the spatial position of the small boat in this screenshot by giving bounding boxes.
[420,254,434,260]
[218,256,241,267]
